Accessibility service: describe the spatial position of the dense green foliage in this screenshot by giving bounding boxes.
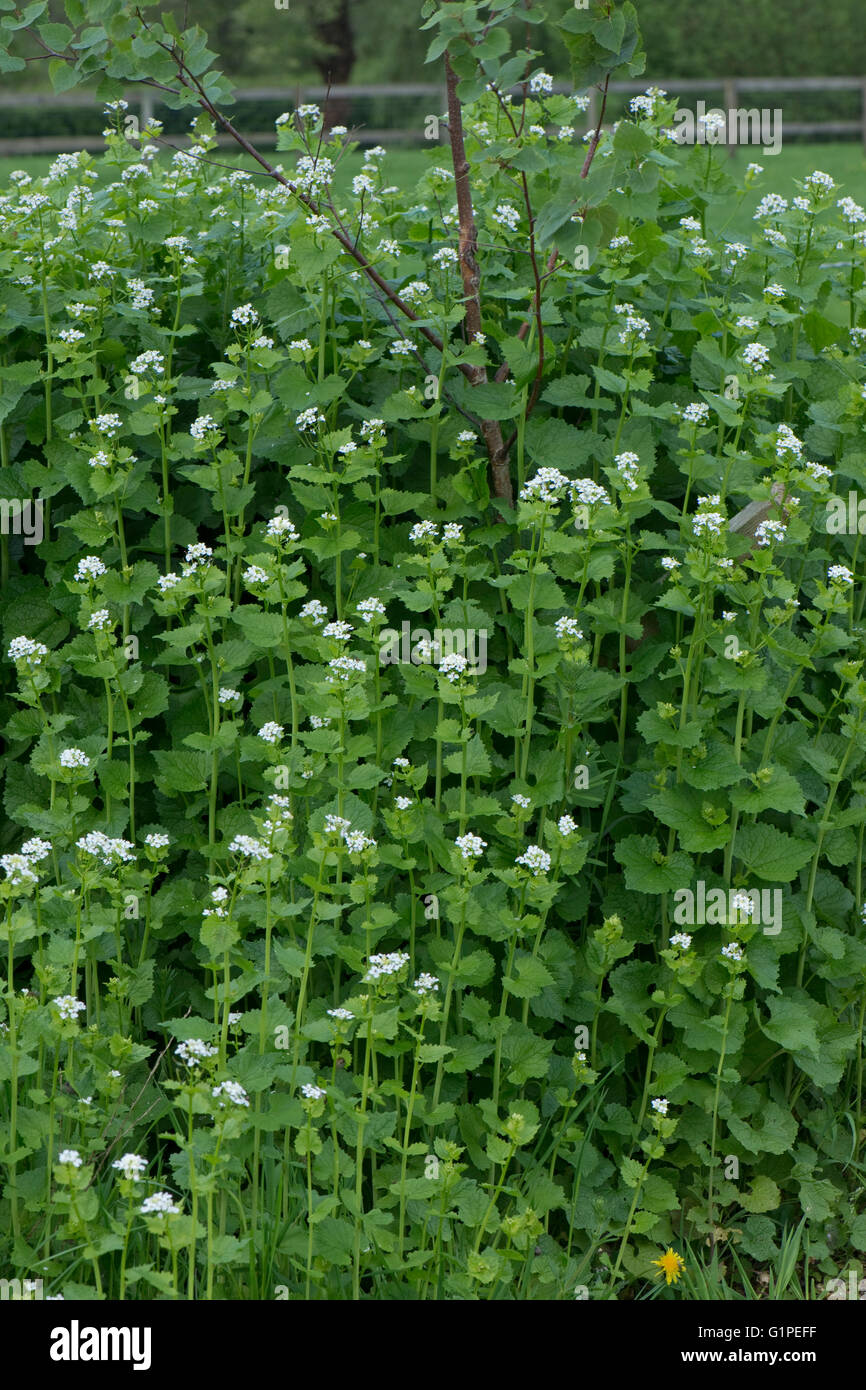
[0,0,865,1302]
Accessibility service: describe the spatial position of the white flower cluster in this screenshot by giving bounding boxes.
[266,513,298,543]
[742,341,770,372]
[614,451,640,491]
[229,835,273,861]
[140,1192,180,1216]
[77,831,134,864]
[754,193,788,219]
[112,1152,147,1180]
[519,467,570,505]
[828,564,853,584]
[212,1080,250,1107]
[775,424,803,459]
[555,616,583,642]
[455,832,486,861]
[60,748,90,769]
[175,1038,218,1066]
[364,951,410,982]
[516,845,551,876]
[190,415,218,441]
[182,542,213,578]
[439,653,469,683]
[492,203,520,231]
[54,996,86,1021]
[1,853,38,887]
[614,303,650,344]
[8,635,49,666]
[326,655,367,683]
[755,518,787,548]
[258,722,284,745]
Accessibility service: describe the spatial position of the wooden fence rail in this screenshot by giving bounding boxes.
[1,77,865,156]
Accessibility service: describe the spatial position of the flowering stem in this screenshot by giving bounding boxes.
[397,1021,426,1258]
[707,985,735,1230]
[431,899,467,1112]
[608,1150,652,1297]
[352,1013,374,1300]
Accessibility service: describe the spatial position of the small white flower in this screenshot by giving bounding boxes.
[21,838,51,862]
[53,996,86,1021]
[301,1083,327,1100]
[258,721,284,745]
[828,564,853,585]
[516,844,551,876]
[299,599,328,624]
[296,406,325,431]
[529,71,554,95]
[651,1098,669,1116]
[1,854,37,887]
[670,932,692,950]
[58,1149,84,1167]
[364,951,409,982]
[229,835,273,861]
[75,556,106,582]
[212,1080,250,1107]
[230,303,260,328]
[555,616,584,642]
[190,415,218,441]
[140,1192,180,1216]
[243,565,269,587]
[440,653,469,683]
[558,815,578,837]
[755,519,787,548]
[492,203,520,231]
[8,636,49,666]
[112,1152,148,1181]
[742,341,770,372]
[455,832,486,862]
[328,1007,354,1022]
[266,514,298,542]
[414,973,439,994]
[520,468,570,505]
[175,1038,218,1066]
[87,609,112,632]
[409,520,439,544]
[59,748,90,769]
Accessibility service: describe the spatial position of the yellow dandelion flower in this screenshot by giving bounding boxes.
[652,1247,685,1286]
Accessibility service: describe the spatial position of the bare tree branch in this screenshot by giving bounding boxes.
[444,52,512,503]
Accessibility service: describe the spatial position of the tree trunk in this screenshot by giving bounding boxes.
[310,0,355,129]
